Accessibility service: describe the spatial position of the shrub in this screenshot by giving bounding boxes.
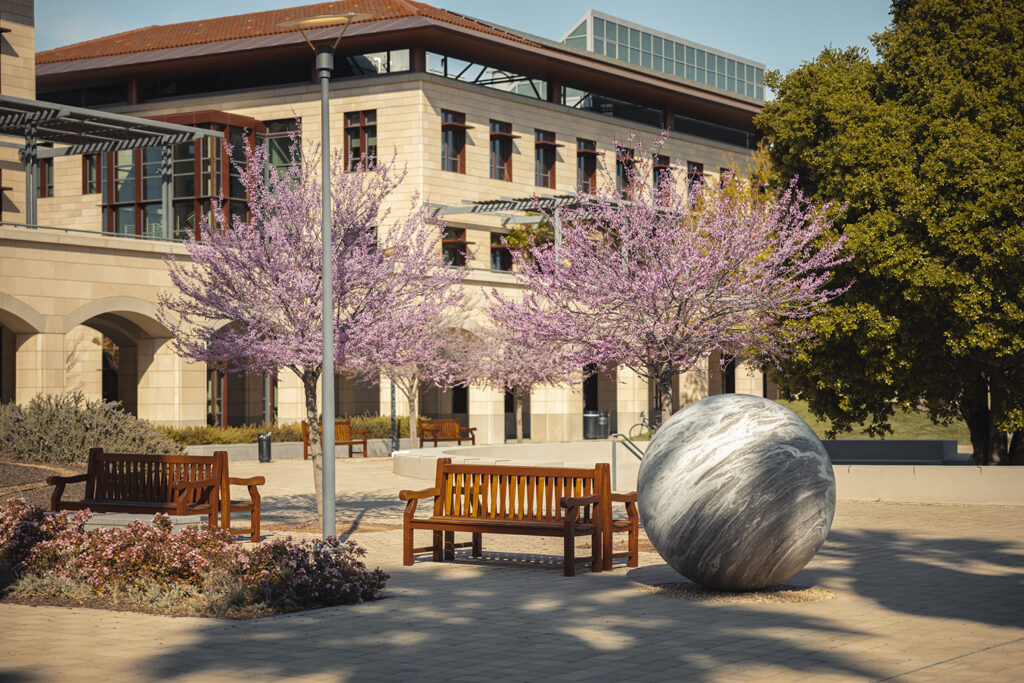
[158,422,304,446]
[0,391,180,464]
[0,500,388,615]
[158,415,411,445]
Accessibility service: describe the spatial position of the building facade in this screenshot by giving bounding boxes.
[0,0,770,443]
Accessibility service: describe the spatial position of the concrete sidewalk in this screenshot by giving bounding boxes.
[2,458,1023,682]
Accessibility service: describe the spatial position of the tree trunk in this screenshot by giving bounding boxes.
[960,371,1008,466]
[647,363,674,430]
[299,368,323,527]
[514,387,525,444]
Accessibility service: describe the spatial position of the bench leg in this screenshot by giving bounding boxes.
[564,534,575,577]
[432,531,444,561]
[472,532,482,557]
[250,508,260,543]
[444,531,455,560]
[403,525,415,565]
[628,524,639,568]
[592,528,603,573]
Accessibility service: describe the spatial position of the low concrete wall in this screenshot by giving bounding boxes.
[824,440,967,465]
[394,441,1024,506]
[833,465,1024,506]
[187,438,410,461]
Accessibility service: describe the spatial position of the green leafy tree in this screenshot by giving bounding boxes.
[756,0,1024,465]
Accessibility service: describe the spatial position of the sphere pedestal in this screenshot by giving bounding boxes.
[638,394,835,591]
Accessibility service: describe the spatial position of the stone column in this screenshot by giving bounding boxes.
[137,337,205,425]
[615,366,648,436]
[468,383,504,445]
[14,331,65,403]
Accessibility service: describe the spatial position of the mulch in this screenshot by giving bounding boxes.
[0,460,86,510]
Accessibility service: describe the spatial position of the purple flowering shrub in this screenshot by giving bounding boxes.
[0,499,388,614]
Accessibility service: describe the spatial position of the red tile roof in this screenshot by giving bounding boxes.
[37,0,539,65]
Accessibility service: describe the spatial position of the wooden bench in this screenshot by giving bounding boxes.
[301,419,369,459]
[48,448,224,530]
[48,449,265,543]
[418,418,476,448]
[399,458,638,576]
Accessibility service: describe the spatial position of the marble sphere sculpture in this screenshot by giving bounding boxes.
[637,394,835,591]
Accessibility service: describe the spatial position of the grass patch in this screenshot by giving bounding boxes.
[777,399,971,445]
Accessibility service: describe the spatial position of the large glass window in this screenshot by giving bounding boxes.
[687,160,705,193]
[102,114,260,240]
[82,154,99,194]
[441,110,467,173]
[38,159,53,199]
[344,110,376,171]
[489,120,513,181]
[534,129,557,188]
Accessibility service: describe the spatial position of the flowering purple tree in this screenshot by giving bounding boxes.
[352,305,469,446]
[468,321,576,443]
[159,135,457,516]
[488,133,849,428]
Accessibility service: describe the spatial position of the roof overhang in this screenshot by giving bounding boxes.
[37,15,761,133]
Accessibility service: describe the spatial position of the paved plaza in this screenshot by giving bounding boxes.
[2,458,1023,682]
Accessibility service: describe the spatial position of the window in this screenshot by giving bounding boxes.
[687,161,704,192]
[534,129,557,188]
[576,138,597,193]
[344,110,376,171]
[102,112,262,240]
[262,118,301,177]
[653,154,671,189]
[616,148,634,192]
[443,227,467,266]
[490,232,512,272]
[441,110,468,173]
[719,166,732,188]
[38,159,53,198]
[489,120,514,181]
[82,154,99,194]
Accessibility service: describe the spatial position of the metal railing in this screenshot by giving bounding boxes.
[609,432,645,491]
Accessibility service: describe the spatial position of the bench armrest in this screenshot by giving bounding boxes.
[399,486,441,501]
[610,491,636,504]
[351,429,368,439]
[560,494,600,508]
[400,486,441,521]
[47,473,88,510]
[460,426,477,435]
[228,476,265,487]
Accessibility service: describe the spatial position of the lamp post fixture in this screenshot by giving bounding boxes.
[277,12,370,540]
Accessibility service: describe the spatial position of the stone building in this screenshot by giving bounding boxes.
[0,0,769,442]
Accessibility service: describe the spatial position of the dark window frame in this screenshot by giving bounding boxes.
[38,158,53,199]
[534,129,558,189]
[344,110,376,171]
[82,154,100,194]
[490,231,512,272]
[443,226,468,266]
[616,147,634,192]
[441,109,470,173]
[489,120,515,181]
[576,138,597,193]
[687,160,705,192]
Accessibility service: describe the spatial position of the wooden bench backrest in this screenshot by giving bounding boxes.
[419,418,460,439]
[432,458,609,522]
[302,420,357,444]
[84,449,223,505]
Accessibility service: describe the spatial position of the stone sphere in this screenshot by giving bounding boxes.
[637,394,835,591]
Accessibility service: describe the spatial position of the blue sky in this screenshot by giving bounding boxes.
[36,0,892,77]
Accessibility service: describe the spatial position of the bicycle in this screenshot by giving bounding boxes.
[628,411,655,440]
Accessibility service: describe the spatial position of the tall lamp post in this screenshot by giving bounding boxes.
[277,12,370,540]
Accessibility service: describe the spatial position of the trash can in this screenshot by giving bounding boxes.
[597,411,610,439]
[583,411,601,440]
[257,433,272,463]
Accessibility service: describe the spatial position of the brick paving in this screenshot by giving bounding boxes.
[2,458,1023,682]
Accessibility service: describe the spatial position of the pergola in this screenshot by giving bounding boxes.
[0,94,222,232]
